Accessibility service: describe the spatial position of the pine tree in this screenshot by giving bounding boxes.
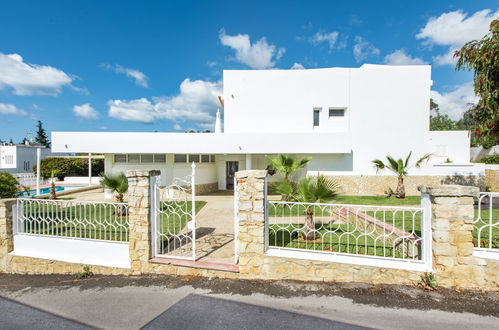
[35,120,50,147]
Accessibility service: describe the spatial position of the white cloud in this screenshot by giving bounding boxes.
[416,9,498,66]
[73,103,99,120]
[309,31,339,48]
[219,30,285,69]
[353,36,380,62]
[0,103,27,116]
[108,79,222,126]
[383,49,427,65]
[173,123,182,130]
[290,62,305,70]
[101,63,148,87]
[0,53,72,95]
[430,83,478,120]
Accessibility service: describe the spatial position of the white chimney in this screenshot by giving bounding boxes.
[214,108,222,133]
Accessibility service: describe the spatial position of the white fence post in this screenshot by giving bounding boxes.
[191,162,196,261]
[421,193,433,271]
[149,174,160,258]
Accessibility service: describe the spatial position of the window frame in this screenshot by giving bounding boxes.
[328,107,346,118]
[313,107,321,127]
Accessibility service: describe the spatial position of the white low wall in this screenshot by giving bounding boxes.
[10,235,130,268]
[62,176,101,185]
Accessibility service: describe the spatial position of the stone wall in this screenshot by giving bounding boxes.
[333,175,485,196]
[485,169,499,192]
[0,171,497,290]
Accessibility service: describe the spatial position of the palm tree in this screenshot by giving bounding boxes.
[49,170,60,200]
[372,152,431,199]
[277,175,339,240]
[100,172,128,203]
[267,154,311,184]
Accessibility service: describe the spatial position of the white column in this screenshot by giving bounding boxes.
[36,148,41,196]
[88,153,92,186]
[245,154,252,170]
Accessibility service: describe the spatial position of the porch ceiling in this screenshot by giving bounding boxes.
[52,131,352,154]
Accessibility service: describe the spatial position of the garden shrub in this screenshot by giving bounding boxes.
[0,172,19,198]
[34,158,104,179]
[479,154,499,164]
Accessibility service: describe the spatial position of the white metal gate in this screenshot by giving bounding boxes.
[151,163,196,260]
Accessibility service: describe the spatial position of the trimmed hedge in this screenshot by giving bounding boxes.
[34,158,104,179]
[479,154,499,164]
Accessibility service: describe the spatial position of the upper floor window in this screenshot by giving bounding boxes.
[329,108,346,118]
[313,108,321,127]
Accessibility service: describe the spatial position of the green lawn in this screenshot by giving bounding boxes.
[20,200,207,242]
[158,201,206,238]
[269,223,418,259]
[268,197,499,256]
[20,203,129,241]
[332,195,421,206]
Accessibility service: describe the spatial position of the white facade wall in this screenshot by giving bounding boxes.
[0,145,53,174]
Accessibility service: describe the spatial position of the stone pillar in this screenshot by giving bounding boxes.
[236,170,267,275]
[419,185,481,288]
[0,199,16,272]
[126,170,159,274]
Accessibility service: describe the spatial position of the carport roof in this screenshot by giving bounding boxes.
[52,131,352,154]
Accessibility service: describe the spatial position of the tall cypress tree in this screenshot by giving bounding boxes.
[35,120,50,147]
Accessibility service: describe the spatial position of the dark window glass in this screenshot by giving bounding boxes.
[329,108,345,117]
[201,154,210,163]
[174,154,187,163]
[313,109,320,126]
[189,154,200,163]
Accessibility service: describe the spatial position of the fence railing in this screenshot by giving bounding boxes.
[15,198,129,242]
[266,201,427,264]
[474,192,499,251]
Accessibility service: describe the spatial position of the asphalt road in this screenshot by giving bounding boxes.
[0,274,497,330]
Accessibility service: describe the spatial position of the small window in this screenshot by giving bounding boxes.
[201,155,210,163]
[210,155,216,163]
[174,154,187,163]
[114,154,127,163]
[128,154,140,163]
[189,154,200,163]
[154,154,166,163]
[141,154,154,163]
[313,108,321,127]
[329,108,345,117]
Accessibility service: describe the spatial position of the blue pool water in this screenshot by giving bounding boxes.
[18,186,84,198]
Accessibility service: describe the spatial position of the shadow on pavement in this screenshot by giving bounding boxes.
[141,293,371,330]
[0,296,95,329]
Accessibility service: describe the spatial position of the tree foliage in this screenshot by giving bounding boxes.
[429,99,461,131]
[454,18,499,148]
[267,154,311,183]
[100,172,128,203]
[372,152,432,199]
[0,172,19,198]
[35,157,104,179]
[35,120,50,147]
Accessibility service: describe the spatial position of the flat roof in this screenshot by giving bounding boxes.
[52,132,352,154]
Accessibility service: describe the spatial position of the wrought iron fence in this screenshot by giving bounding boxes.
[474,192,499,250]
[15,198,129,242]
[266,201,425,261]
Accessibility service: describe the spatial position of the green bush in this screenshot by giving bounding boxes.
[34,158,104,179]
[0,172,19,198]
[479,154,499,164]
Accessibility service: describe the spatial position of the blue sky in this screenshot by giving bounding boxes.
[0,1,497,142]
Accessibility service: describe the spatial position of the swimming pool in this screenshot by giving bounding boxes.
[18,186,85,198]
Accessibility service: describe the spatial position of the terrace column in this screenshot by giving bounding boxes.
[418,185,491,289]
[126,170,159,274]
[245,154,252,170]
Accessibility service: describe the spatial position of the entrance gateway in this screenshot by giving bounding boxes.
[150,163,239,264]
[150,163,197,260]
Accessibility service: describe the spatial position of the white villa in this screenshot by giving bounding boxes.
[0,143,52,174]
[52,64,481,195]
